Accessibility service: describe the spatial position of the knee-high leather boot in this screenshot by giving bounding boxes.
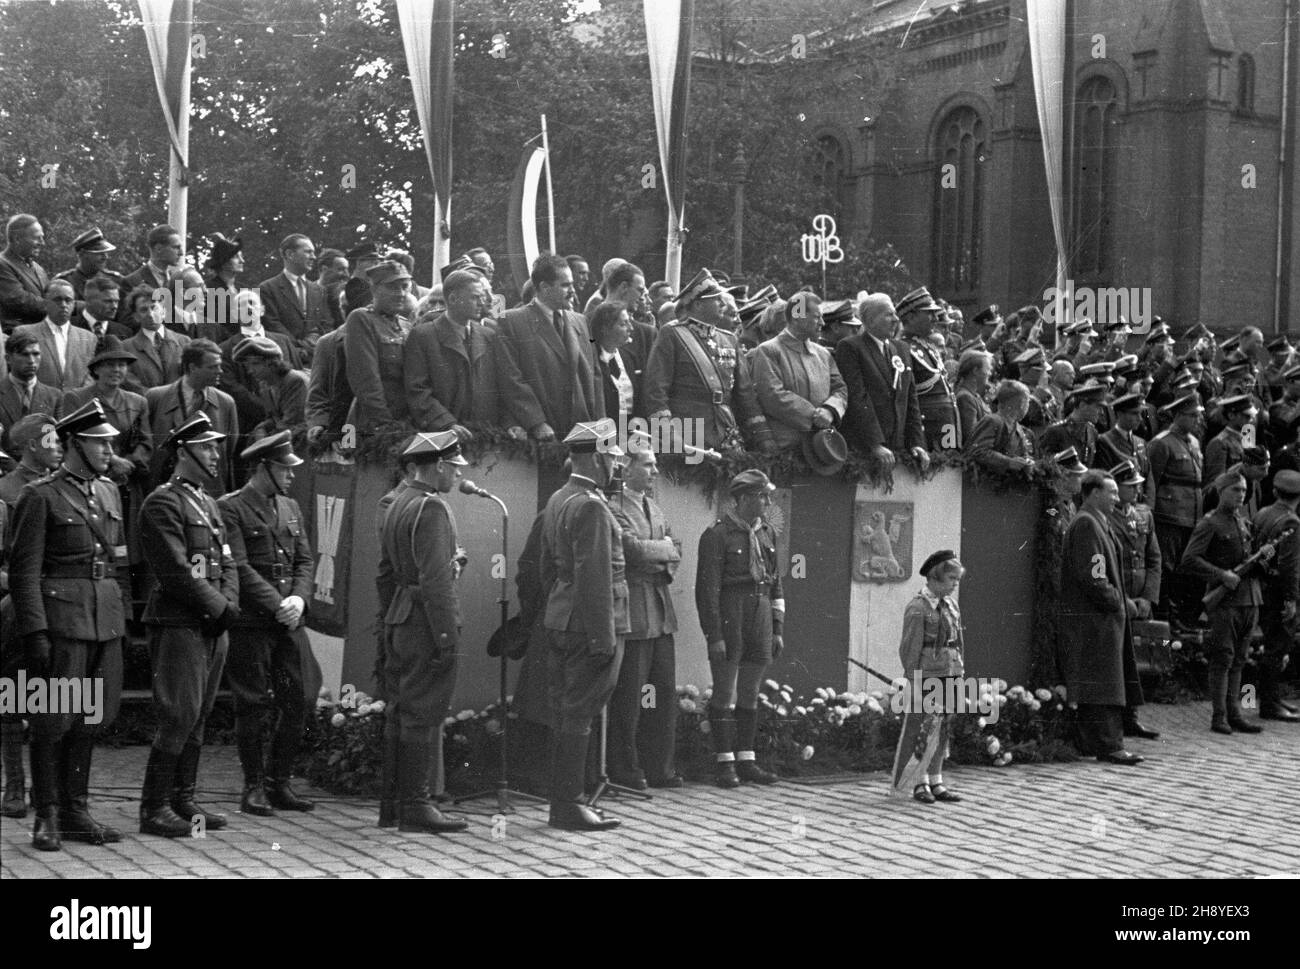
[1,720,26,818]
[28,735,61,851]
[58,731,122,844]
[236,714,272,816]
[397,739,467,834]
[139,747,191,837]
[171,741,228,830]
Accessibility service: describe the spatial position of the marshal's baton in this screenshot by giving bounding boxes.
[847,656,894,686]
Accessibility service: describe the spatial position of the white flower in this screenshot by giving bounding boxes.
[779,690,792,703]
[815,687,830,700]
[994,678,1009,693]
[765,679,780,691]
[837,691,855,703]
[1034,688,1053,702]
[794,706,807,716]
[782,684,794,694]
[330,712,346,728]
[699,720,712,735]
[978,680,995,696]
[1053,684,1068,699]
[1029,699,1042,711]
[866,698,884,715]
[444,716,457,728]
[986,736,1001,755]
[854,692,869,705]
[869,690,884,701]
[810,698,825,708]
[369,700,386,714]
[702,688,713,701]
[679,698,697,714]
[776,705,789,717]
[1170,640,1182,651]
[1055,703,1064,711]
[456,709,475,722]
[977,716,987,728]
[684,684,701,699]
[1002,751,1013,764]
[890,677,910,694]
[357,703,373,717]
[1007,685,1025,700]
[801,745,815,761]
[847,704,862,717]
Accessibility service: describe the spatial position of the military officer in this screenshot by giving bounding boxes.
[1095,392,1151,481]
[1107,460,1162,740]
[218,432,316,816]
[1040,380,1105,467]
[897,287,960,450]
[1204,394,1254,486]
[1147,394,1205,626]
[1181,470,1266,735]
[375,430,469,834]
[1014,347,1055,435]
[539,419,630,831]
[1251,469,1300,723]
[9,401,128,850]
[606,441,683,790]
[696,469,785,789]
[54,228,125,302]
[137,413,240,837]
[642,268,776,454]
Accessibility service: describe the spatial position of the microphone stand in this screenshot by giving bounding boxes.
[453,483,546,814]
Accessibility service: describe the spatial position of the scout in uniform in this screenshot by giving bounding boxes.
[54,228,125,301]
[9,401,128,850]
[1251,469,1300,723]
[218,431,316,816]
[897,287,960,450]
[1106,460,1161,740]
[1181,470,1265,735]
[539,419,630,831]
[696,469,784,789]
[375,430,469,834]
[1147,394,1205,626]
[137,413,240,837]
[1040,380,1105,467]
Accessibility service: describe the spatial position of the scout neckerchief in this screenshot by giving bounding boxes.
[917,585,961,648]
[724,508,770,584]
[673,319,739,432]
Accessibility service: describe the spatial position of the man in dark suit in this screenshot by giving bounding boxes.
[607,445,682,789]
[405,269,500,434]
[143,339,240,496]
[834,293,929,473]
[0,214,50,334]
[125,300,191,390]
[493,253,600,441]
[259,234,328,362]
[15,281,98,394]
[55,228,126,302]
[304,323,352,450]
[117,224,183,326]
[1,333,62,454]
[73,276,132,341]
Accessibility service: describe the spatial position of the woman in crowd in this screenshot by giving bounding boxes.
[232,336,309,448]
[892,549,966,804]
[590,300,637,421]
[954,349,994,444]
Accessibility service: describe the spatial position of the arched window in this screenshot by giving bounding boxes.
[1072,76,1119,280]
[812,133,849,217]
[931,106,985,296]
[1237,54,1256,113]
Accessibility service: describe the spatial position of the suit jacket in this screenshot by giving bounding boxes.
[143,379,239,496]
[1059,507,1136,706]
[304,325,353,438]
[73,309,132,341]
[125,327,191,390]
[117,263,173,328]
[14,320,97,393]
[0,378,62,454]
[493,301,599,434]
[404,314,501,430]
[750,330,848,449]
[259,271,328,351]
[0,249,50,333]
[833,333,924,453]
[608,488,679,640]
[965,412,1035,472]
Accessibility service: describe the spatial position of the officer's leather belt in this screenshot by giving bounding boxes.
[264,564,290,580]
[711,390,725,405]
[44,561,117,580]
[720,577,773,592]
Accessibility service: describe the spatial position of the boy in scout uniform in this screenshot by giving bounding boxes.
[218,431,316,816]
[539,418,630,831]
[375,430,469,834]
[137,413,240,837]
[9,400,128,850]
[696,469,784,789]
[1106,460,1161,740]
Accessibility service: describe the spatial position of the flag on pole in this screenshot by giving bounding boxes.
[644,0,695,292]
[138,0,193,243]
[396,0,455,275]
[506,145,548,294]
[1026,0,1068,327]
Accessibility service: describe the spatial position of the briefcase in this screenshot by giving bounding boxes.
[1131,620,1172,678]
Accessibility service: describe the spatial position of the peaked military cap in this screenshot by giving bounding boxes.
[1183,322,1213,341]
[1102,315,1130,333]
[242,429,303,467]
[895,286,942,316]
[1145,327,1173,345]
[1283,363,1300,381]
[366,260,412,286]
[728,468,775,496]
[1111,392,1144,412]
[562,418,624,456]
[55,399,119,440]
[1013,346,1047,368]
[1078,361,1117,379]
[1066,380,1107,405]
[1159,393,1203,416]
[678,268,726,305]
[1064,318,1098,336]
[71,227,116,253]
[1220,356,1252,379]
[819,298,861,328]
[1220,333,1243,352]
[164,413,226,449]
[401,429,468,465]
[1052,447,1088,474]
[1273,469,1300,496]
[1266,335,1292,353]
[440,254,484,283]
[346,242,380,261]
[1108,459,1145,486]
[1217,394,1257,416]
[972,305,1000,327]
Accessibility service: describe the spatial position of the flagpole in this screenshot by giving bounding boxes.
[433,194,450,279]
[540,114,557,253]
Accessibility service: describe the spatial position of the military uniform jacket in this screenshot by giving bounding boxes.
[218,483,313,629]
[139,476,239,625]
[1022,387,1058,434]
[343,307,411,430]
[1095,426,1150,479]
[695,514,784,645]
[1107,502,1161,602]
[1181,509,1262,607]
[904,335,955,411]
[9,468,130,640]
[1203,426,1244,488]
[608,488,678,640]
[1252,501,1300,607]
[1040,419,1098,467]
[1147,430,1203,527]
[378,480,460,647]
[0,463,48,512]
[540,476,630,653]
[643,320,771,450]
[56,265,127,302]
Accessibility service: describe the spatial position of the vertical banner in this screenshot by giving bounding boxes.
[306,461,354,636]
[644,0,696,291]
[1026,0,1068,327]
[506,145,547,294]
[138,0,192,244]
[396,0,456,276]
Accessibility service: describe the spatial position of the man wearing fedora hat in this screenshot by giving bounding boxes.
[9,400,130,849]
[750,291,847,456]
[137,413,240,837]
[55,228,125,303]
[219,431,318,815]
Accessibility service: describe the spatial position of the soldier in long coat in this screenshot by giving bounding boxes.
[1106,460,1161,741]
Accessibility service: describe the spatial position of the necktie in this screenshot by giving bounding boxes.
[296,278,307,313]
[608,354,621,379]
[642,496,652,525]
[553,309,565,341]
[20,386,31,413]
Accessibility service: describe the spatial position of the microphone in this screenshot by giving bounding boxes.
[459,480,492,498]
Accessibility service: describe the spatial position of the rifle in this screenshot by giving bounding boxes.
[1201,525,1296,612]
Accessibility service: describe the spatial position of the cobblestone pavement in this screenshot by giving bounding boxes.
[3,701,1297,879]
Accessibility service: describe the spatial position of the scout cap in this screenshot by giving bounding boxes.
[1212,466,1247,492]
[1053,447,1088,474]
[919,549,958,578]
[241,429,303,467]
[563,418,623,456]
[164,413,226,449]
[71,227,116,253]
[728,468,775,497]
[232,335,283,362]
[365,260,412,286]
[55,399,118,440]
[402,429,468,465]
[895,286,942,316]
[678,268,726,305]
[1109,460,1145,486]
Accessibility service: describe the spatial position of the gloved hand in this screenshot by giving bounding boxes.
[24,631,52,674]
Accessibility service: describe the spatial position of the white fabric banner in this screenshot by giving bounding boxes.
[1026,0,1067,321]
[644,0,685,289]
[396,0,453,273]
